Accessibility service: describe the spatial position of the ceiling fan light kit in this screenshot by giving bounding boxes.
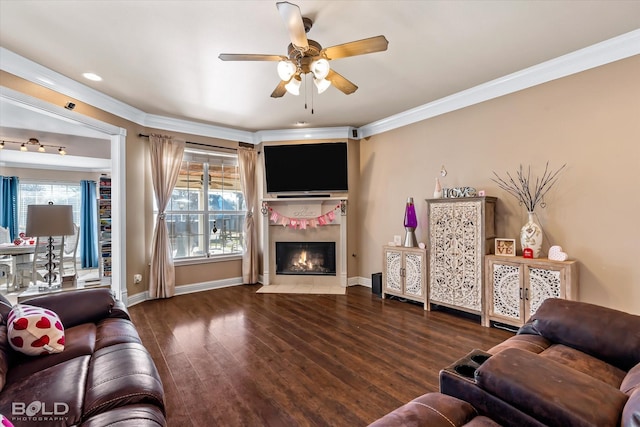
[219,1,388,99]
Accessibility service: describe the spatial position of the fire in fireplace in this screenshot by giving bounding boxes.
[275,242,336,276]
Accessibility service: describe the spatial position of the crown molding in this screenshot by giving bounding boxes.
[0,47,148,126]
[359,29,640,138]
[3,29,639,143]
[143,114,254,144]
[0,85,124,137]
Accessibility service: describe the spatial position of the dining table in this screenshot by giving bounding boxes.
[0,243,37,289]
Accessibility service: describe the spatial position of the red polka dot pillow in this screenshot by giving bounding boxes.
[1,413,14,427]
[7,304,65,356]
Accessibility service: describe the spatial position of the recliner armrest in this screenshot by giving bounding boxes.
[20,288,117,328]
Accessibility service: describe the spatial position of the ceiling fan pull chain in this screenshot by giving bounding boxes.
[311,78,315,114]
[304,73,308,110]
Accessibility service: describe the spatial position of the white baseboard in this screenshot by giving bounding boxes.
[348,276,372,288]
[127,275,376,306]
[126,276,243,307]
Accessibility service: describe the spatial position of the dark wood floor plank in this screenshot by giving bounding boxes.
[129,285,513,426]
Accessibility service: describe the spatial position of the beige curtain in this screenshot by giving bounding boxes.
[238,147,259,284]
[149,134,185,298]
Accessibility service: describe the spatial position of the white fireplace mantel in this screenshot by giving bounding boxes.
[261,197,348,286]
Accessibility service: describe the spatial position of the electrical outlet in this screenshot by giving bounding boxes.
[133,274,142,284]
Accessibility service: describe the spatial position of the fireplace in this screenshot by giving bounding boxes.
[261,198,347,286]
[275,242,336,276]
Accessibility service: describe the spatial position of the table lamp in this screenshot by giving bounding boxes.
[25,203,74,289]
[403,197,418,247]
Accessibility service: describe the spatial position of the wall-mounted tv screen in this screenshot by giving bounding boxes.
[263,142,348,194]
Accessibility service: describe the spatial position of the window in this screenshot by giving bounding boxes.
[18,181,81,234]
[160,149,245,260]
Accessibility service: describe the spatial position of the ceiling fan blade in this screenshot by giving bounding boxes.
[322,35,389,60]
[326,70,358,95]
[218,53,286,61]
[276,1,309,52]
[270,80,288,98]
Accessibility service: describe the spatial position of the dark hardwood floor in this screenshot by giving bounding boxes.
[128,285,513,427]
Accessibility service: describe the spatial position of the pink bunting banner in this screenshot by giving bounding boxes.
[265,203,341,229]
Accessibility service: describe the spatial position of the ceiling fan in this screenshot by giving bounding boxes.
[219,1,388,98]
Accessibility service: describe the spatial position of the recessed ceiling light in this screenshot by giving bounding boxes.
[295,121,307,126]
[82,72,103,81]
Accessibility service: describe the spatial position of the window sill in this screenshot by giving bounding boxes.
[174,254,243,266]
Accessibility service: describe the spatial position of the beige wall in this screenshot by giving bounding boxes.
[357,56,640,315]
[3,55,639,313]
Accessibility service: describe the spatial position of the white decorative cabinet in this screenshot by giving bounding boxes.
[426,197,497,323]
[382,246,428,309]
[485,255,578,328]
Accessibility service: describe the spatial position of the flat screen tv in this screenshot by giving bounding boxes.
[263,142,348,194]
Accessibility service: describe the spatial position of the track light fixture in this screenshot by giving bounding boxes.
[0,138,67,155]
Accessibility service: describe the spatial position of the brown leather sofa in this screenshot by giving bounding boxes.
[368,392,500,427]
[0,288,166,427]
[370,298,640,427]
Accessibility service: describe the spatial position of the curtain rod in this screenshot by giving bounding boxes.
[138,133,255,151]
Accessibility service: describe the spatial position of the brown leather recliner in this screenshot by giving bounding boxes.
[440,298,640,427]
[0,288,166,427]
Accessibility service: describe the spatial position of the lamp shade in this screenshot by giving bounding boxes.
[284,75,301,96]
[313,77,331,94]
[26,204,74,237]
[277,60,296,81]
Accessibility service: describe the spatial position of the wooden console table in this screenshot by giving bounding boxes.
[485,255,578,328]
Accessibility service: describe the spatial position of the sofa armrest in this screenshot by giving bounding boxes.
[367,392,498,427]
[109,300,131,320]
[20,288,118,328]
[530,298,640,371]
[475,347,628,427]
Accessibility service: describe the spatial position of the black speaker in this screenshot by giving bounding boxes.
[372,272,382,296]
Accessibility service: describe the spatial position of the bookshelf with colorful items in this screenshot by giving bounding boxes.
[98,176,112,278]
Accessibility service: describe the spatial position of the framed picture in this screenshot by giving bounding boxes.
[495,238,516,256]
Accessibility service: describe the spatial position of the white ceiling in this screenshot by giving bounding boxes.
[1,0,639,134]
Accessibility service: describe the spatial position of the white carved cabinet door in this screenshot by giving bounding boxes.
[404,251,426,299]
[383,248,403,294]
[526,266,563,318]
[489,261,523,322]
[382,246,427,309]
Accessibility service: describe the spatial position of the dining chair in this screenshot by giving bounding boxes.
[60,223,80,278]
[16,235,65,288]
[0,226,12,287]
